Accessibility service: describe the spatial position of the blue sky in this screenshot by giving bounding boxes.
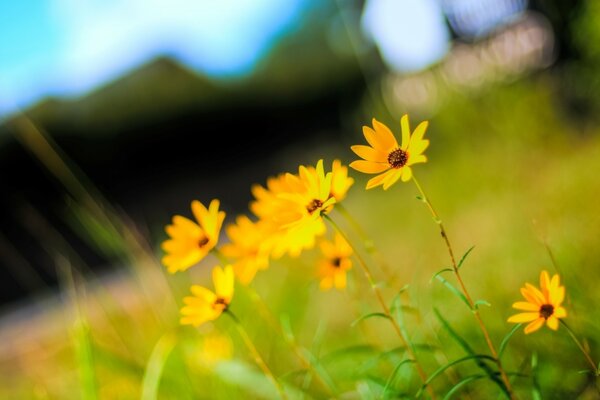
[0,0,308,116]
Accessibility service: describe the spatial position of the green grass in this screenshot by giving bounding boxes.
[1,75,600,399]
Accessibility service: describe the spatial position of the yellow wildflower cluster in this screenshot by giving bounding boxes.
[160,114,587,394]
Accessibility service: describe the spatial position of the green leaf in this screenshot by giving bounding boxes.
[430,268,453,283]
[457,246,476,269]
[382,359,415,398]
[141,333,177,400]
[473,300,491,309]
[351,312,391,327]
[433,309,509,397]
[435,275,472,309]
[58,259,97,400]
[415,355,498,398]
[531,352,542,400]
[498,324,522,360]
[214,360,305,400]
[442,374,487,400]
[390,295,417,356]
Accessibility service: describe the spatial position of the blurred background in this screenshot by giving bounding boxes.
[2,0,600,398]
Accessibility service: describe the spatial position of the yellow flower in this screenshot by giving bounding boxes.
[180,265,234,327]
[276,159,336,228]
[350,115,429,190]
[330,159,354,201]
[221,215,271,285]
[318,233,353,290]
[249,160,335,258]
[508,270,567,334]
[200,332,233,367]
[161,199,226,273]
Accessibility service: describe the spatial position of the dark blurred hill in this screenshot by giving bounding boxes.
[0,5,369,306]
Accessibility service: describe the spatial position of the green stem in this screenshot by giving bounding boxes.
[411,175,515,400]
[225,310,288,399]
[335,203,398,283]
[560,320,599,375]
[323,213,437,399]
[243,285,339,396]
[215,247,338,396]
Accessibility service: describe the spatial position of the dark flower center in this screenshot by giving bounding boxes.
[388,148,409,169]
[307,199,323,214]
[539,304,554,319]
[213,297,228,311]
[198,236,210,248]
[331,257,342,268]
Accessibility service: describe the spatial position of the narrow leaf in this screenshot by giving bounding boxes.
[435,275,471,309]
[498,324,522,360]
[415,355,497,398]
[442,374,486,400]
[531,352,542,400]
[473,300,491,309]
[382,359,415,398]
[351,312,391,327]
[430,268,453,283]
[433,309,509,397]
[457,246,476,269]
[141,333,177,400]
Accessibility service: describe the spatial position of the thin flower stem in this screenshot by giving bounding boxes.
[213,248,338,396]
[323,214,437,400]
[411,175,516,400]
[225,310,288,399]
[560,320,599,375]
[244,285,339,396]
[335,203,399,284]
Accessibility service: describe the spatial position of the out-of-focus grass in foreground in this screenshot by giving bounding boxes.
[1,76,600,399]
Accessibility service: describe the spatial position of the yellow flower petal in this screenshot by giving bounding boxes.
[172,216,202,236]
[546,316,559,330]
[554,306,567,318]
[400,114,410,150]
[408,137,430,156]
[410,120,429,143]
[372,118,399,150]
[550,286,565,306]
[333,270,347,289]
[512,301,539,311]
[350,160,390,174]
[540,270,551,296]
[400,167,413,182]
[366,169,395,189]
[213,265,234,302]
[362,126,385,151]
[524,318,545,334]
[320,276,333,291]
[407,154,427,166]
[190,285,217,303]
[508,312,539,323]
[525,284,546,305]
[351,145,388,162]
[383,169,402,190]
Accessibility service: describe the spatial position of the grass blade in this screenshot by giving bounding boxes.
[435,275,471,310]
[351,312,391,327]
[457,246,476,269]
[141,333,177,400]
[433,308,509,397]
[498,324,522,360]
[442,374,486,400]
[415,355,497,398]
[382,359,415,398]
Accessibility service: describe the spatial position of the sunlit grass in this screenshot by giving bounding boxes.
[1,78,600,398]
